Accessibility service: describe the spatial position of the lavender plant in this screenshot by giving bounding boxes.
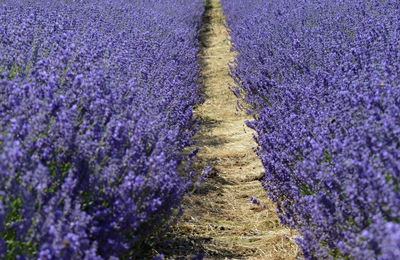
[0,0,204,258]
[222,0,400,258]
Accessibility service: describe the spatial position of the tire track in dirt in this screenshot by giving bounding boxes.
[162,0,298,259]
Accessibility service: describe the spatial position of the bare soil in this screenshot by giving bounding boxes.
[159,0,299,259]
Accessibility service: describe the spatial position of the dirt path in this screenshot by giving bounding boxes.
[161,0,298,259]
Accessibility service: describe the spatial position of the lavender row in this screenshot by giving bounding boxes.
[0,0,204,258]
[222,0,400,258]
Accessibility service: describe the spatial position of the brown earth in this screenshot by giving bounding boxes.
[158,0,299,259]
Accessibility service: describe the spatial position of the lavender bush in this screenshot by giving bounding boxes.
[222,0,400,258]
[0,0,204,258]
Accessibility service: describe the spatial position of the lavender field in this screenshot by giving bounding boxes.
[223,0,400,258]
[1,0,400,259]
[0,0,204,258]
